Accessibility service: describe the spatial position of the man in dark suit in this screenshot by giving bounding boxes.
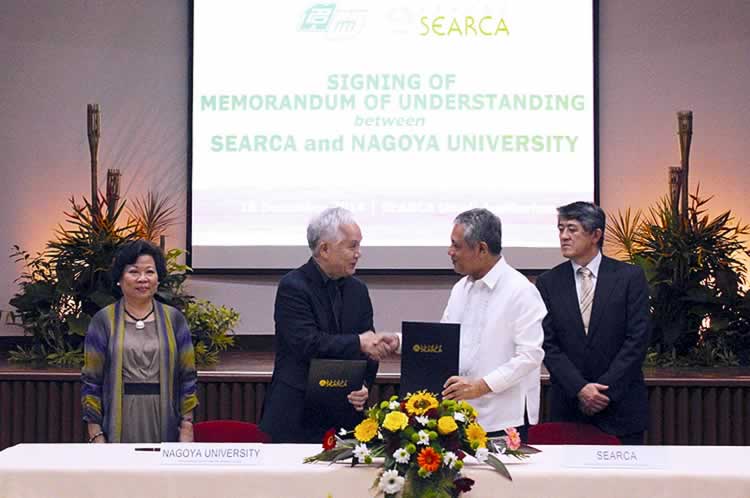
[536,201,651,444]
[260,207,390,443]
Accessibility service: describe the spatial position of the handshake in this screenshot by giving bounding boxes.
[359,331,400,361]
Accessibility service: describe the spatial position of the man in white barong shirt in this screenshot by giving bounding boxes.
[385,209,547,437]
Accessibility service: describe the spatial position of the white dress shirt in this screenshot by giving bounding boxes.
[441,257,546,432]
[571,251,602,301]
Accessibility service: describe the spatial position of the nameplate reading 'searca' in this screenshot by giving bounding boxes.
[562,446,668,470]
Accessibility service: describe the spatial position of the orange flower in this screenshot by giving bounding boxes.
[416,447,441,473]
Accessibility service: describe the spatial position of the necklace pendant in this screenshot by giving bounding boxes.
[124,304,154,330]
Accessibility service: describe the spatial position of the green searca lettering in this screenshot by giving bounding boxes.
[419,16,509,36]
[210,135,296,152]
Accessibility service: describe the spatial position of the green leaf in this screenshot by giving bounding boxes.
[517,444,542,455]
[67,314,91,336]
[486,453,512,481]
[330,447,355,465]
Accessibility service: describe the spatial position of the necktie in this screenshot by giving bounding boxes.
[578,267,594,334]
[327,279,343,333]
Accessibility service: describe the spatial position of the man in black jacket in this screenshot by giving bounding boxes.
[536,202,651,444]
[260,207,390,443]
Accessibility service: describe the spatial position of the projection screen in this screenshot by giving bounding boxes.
[191,0,597,270]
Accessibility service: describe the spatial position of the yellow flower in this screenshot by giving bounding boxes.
[465,422,487,448]
[354,418,379,443]
[404,391,439,416]
[382,411,409,432]
[458,401,478,419]
[437,416,458,435]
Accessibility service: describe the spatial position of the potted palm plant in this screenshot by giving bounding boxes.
[7,105,239,367]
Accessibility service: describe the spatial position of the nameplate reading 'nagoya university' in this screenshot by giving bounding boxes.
[561,446,668,470]
[160,443,265,466]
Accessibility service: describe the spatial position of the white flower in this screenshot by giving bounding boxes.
[453,412,466,423]
[417,430,430,446]
[389,400,400,410]
[338,428,348,436]
[378,469,405,494]
[415,415,429,426]
[475,447,489,463]
[393,447,410,464]
[353,443,371,463]
[443,451,458,468]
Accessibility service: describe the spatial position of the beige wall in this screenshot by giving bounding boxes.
[1,0,749,335]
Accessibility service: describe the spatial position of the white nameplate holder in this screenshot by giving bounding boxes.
[561,446,668,470]
[160,443,265,466]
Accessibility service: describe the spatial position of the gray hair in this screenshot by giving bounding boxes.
[307,207,356,255]
[454,208,503,255]
[556,201,606,248]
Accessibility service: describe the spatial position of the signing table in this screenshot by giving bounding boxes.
[0,443,748,498]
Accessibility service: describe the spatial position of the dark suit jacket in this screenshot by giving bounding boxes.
[260,258,377,443]
[536,255,651,436]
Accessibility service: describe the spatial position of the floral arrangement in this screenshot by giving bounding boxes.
[304,391,538,498]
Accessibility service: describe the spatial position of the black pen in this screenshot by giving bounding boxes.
[134,447,161,452]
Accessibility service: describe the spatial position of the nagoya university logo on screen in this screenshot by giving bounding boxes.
[299,3,367,38]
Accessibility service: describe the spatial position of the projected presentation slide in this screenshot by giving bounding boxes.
[192,0,595,270]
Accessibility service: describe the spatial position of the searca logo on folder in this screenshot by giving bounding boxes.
[412,344,444,353]
[319,379,349,388]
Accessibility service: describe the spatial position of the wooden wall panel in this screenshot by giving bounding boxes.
[0,381,11,449]
[1,376,749,450]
